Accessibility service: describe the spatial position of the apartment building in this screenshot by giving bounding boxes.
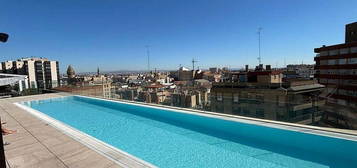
[211,67,325,124]
[209,67,219,73]
[177,67,195,81]
[137,84,166,104]
[287,64,315,79]
[0,57,60,89]
[171,93,197,108]
[1,61,14,74]
[314,22,357,129]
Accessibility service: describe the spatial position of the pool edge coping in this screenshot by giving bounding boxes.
[74,95,357,142]
[13,102,157,168]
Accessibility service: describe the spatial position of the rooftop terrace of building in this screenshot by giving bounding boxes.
[314,41,357,52]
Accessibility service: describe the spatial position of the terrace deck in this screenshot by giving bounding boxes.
[0,93,149,168]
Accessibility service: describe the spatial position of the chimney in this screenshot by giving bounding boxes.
[266,65,271,71]
[245,65,249,72]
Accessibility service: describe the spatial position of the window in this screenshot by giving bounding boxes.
[347,90,354,96]
[340,48,350,54]
[339,69,351,75]
[240,92,247,98]
[351,69,357,75]
[256,94,264,103]
[320,70,327,74]
[256,108,265,118]
[338,89,347,96]
[344,80,357,86]
[233,93,239,103]
[329,69,338,75]
[242,108,250,116]
[320,60,328,65]
[338,58,347,65]
[232,107,241,115]
[348,58,357,64]
[328,79,338,84]
[327,88,334,94]
[217,92,223,101]
[248,93,254,101]
[278,96,285,106]
[329,50,339,56]
[328,59,337,65]
[351,47,357,53]
[320,51,328,56]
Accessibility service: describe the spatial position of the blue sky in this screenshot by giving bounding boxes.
[1,0,356,73]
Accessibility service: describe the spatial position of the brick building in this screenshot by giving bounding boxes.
[314,22,357,129]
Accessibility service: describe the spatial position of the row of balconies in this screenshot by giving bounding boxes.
[318,57,357,66]
[318,78,357,86]
[318,69,357,75]
[316,47,357,57]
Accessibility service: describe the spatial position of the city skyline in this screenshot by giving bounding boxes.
[1,0,357,73]
[1,2,357,166]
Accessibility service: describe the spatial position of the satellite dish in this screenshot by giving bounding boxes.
[0,33,9,43]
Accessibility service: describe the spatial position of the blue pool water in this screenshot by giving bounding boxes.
[23,96,357,168]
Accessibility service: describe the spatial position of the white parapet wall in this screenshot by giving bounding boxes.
[0,73,29,91]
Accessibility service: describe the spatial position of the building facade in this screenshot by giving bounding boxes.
[210,81,325,124]
[210,66,324,124]
[178,67,194,81]
[287,64,315,79]
[171,93,197,108]
[314,22,357,129]
[1,61,14,74]
[1,57,60,89]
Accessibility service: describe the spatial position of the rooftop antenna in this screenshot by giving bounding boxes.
[192,58,198,71]
[192,58,198,87]
[145,45,151,72]
[257,27,263,65]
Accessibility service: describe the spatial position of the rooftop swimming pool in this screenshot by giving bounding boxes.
[20,96,357,168]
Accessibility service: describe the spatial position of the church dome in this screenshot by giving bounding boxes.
[67,65,75,78]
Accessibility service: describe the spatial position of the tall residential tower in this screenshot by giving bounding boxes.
[314,22,357,129]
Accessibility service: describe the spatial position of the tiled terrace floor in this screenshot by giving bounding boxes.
[0,93,122,168]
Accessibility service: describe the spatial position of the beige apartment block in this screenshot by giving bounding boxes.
[1,61,14,74]
[1,57,60,89]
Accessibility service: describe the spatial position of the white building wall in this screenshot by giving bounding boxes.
[26,61,37,88]
[50,61,59,87]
